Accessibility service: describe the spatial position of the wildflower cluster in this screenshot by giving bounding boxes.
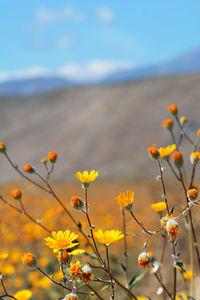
[0,104,200,299]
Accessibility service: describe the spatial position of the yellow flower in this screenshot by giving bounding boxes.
[190,152,200,164]
[175,291,187,300]
[183,269,193,280]
[115,191,134,209]
[137,297,149,300]
[150,202,166,212]
[0,253,8,261]
[69,260,82,276]
[94,229,124,247]
[13,289,32,300]
[159,144,176,159]
[75,170,98,184]
[44,230,79,253]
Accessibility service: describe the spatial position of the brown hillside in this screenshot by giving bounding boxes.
[0,73,200,182]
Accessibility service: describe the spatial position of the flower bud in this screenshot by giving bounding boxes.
[197,129,200,138]
[0,142,6,153]
[63,293,78,300]
[162,119,174,131]
[190,152,200,165]
[57,251,69,263]
[48,151,58,163]
[22,253,37,267]
[23,164,34,173]
[187,188,199,201]
[138,252,150,268]
[41,157,47,164]
[71,196,84,210]
[180,116,188,126]
[172,151,184,169]
[11,189,22,200]
[166,219,179,241]
[147,144,160,160]
[69,261,82,276]
[82,264,92,282]
[168,104,178,116]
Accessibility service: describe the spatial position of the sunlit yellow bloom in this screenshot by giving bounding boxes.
[75,170,98,184]
[38,276,51,288]
[115,191,134,208]
[13,289,32,300]
[175,291,187,300]
[0,253,8,260]
[1,263,15,275]
[183,269,193,280]
[159,144,176,158]
[150,202,166,212]
[94,229,124,247]
[44,230,79,253]
[137,297,149,300]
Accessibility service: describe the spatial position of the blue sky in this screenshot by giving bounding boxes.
[1,1,200,81]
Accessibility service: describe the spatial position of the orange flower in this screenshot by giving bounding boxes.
[147,144,159,160]
[23,164,34,173]
[115,191,134,209]
[48,151,58,162]
[166,219,179,240]
[0,142,6,153]
[11,189,22,200]
[187,188,199,201]
[71,196,84,210]
[69,261,82,276]
[168,104,178,115]
[162,119,174,131]
[22,253,37,267]
[138,252,150,268]
[197,129,200,137]
[172,151,184,169]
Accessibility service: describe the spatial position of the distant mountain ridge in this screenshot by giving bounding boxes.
[1,47,200,96]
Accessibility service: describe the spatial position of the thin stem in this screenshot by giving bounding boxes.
[84,282,104,300]
[154,273,173,300]
[157,160,170,215]
[106,247,115,299]
[175,116,195,146]
[89,264,138,300]
[129,210,154,235]
[167,160,181,181]
[83,188,104,266]
[160,232,167,264]
[36,266,92,296]
[122,209,128,286]
[19,199,51,233]
[4,152,50,192]
[170,131,178,150]
[0,196,51,233]
[172,242,177,300]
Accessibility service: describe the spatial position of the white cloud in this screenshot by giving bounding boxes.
[97,8,113,22]
[35,6,84,25]
[0,60,134,83]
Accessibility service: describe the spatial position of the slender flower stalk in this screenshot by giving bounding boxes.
[122,208,129,286]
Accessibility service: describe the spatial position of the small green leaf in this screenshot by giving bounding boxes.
[169,206,174,216]
[184,215,189,231]
[119,261,127,272]
[128,270,146,289]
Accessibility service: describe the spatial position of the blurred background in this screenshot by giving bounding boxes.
[1,0,200,182]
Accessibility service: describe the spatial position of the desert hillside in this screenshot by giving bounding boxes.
[1,73,200,183]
